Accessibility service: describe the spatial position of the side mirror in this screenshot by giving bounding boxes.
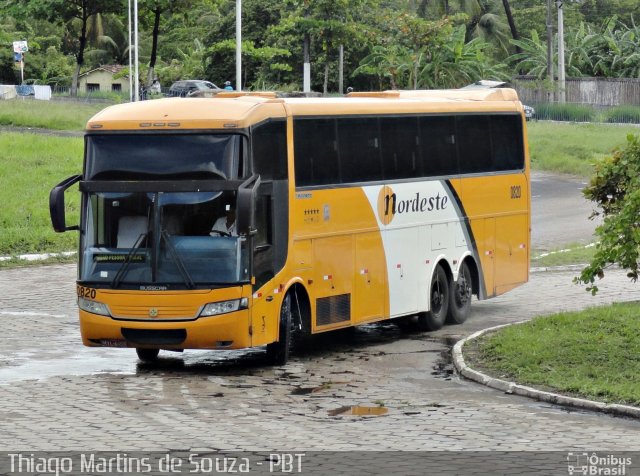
[236,175,260,236]
[50,175,82,232]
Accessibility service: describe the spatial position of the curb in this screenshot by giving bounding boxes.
[0,251,76,263]
[452,323,640,419]
[530,264,587,274]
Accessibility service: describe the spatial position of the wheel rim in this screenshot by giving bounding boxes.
[455,268,472,307]
[431,276,445,314]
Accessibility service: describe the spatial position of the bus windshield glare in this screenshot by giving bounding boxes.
[80,191,249,288]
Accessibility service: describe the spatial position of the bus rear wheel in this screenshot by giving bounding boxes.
[447,261,472,324]
[136,348,160,362]
[417,265,449,331]
[266,293,293,365]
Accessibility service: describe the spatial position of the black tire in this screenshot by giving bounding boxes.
[447,261,473,324]
[136,348,160,362]
[266,293,293,365]
[417,265,449,331]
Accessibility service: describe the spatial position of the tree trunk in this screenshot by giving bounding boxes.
[147,7,161,86]
[502,0,521,54]
[71,4,89,97]
[71,63,81,97]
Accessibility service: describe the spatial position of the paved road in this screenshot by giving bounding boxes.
[2,264,640,455]
[531,171,598,250]
[2,174,639,472]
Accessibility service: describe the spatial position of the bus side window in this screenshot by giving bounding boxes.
[490,115,524,171]
[337,117,381,183]
[456,115,492,174]
[294,118,339,186]
[253,192,274,289]
[251,120,288,180]
[420,116,457,177]
[380,116,420,180]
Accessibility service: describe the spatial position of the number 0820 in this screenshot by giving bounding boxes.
[77,286,96,299]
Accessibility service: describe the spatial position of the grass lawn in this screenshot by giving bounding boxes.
[531,242,596,268]
[468,302,640,406]
[0,132,82,255]
[526,121,640,176]
[0,100,105,130]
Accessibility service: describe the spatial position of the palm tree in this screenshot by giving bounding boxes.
[84,15,130,67]
[420,0,517,58]
[354,44,412,89]
[500,0,521,54]
[420,25,508,88]
[506,29,550,78]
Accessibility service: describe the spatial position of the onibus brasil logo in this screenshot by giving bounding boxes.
[377,186,449,225]
[567,452,632,475]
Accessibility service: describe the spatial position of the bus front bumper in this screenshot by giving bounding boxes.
[79,309,252,350]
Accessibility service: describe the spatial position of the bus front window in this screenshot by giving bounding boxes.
[80,191,250,288]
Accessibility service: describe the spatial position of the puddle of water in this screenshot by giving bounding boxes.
[0,347,136,383]
[291,381,350,395]
[292,386,322,395]
[327,405,389,416]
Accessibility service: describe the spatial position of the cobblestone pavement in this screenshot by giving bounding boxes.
[1,263,640,454]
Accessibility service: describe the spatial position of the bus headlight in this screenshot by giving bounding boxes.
[78,297,112,316]
[200,298,248,317]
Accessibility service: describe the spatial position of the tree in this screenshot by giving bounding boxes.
[7,0,124,95]
[420,24,509,88]
[83,14,130,68]
[506,29,550,78]
[500,0,521,53]
[274,0,372,94]
[139,0,197,86]
[576,134,640,294]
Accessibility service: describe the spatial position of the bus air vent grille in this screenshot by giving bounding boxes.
[316,294,351,326]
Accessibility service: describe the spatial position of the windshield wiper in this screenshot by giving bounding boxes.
[161,230,195,290]
[112,232,148,288]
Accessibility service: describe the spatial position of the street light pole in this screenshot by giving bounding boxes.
[546,0,554,103]
[557,1,566,103]
[236,0,241,91]
[128,0,133,102]
[134,0,139,101]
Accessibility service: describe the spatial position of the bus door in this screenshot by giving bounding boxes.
[495,213,529,295]
[475,217,496,298]
[312,235,353,330]
[353,232,386,324]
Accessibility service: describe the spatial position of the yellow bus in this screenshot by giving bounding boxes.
[50,88,530,364]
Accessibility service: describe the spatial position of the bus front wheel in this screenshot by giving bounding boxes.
[417,265,449,331]
[447,261,472,324]
[136,348,160,362]
[266,293,293,365]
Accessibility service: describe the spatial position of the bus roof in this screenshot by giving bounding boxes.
[86,88,523,131]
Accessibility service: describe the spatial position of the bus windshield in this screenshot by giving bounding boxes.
[80,191,249,288]
[85,134,242,180]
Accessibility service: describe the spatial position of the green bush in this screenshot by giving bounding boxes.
[533,103,597,122]
[602,105,640,124]
[577,133,640,294]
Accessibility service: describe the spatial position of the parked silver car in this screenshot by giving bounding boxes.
[167,80,221,97]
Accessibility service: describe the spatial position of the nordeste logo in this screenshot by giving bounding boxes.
[377,186,448,225]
